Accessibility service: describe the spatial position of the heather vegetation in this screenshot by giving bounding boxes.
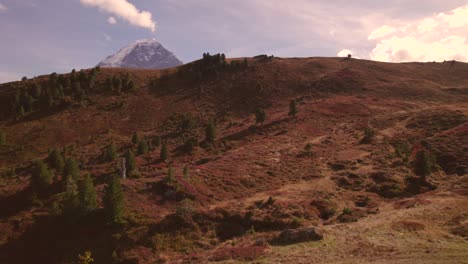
[0,57,467,263]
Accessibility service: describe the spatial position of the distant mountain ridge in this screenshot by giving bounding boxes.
[98,39,183,69]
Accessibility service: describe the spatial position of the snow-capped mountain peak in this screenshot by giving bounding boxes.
[98,39,183,69]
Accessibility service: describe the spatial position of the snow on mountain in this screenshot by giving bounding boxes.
[98,39,183,69]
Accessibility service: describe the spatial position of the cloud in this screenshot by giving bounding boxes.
[368,25,397,40]
[0,3,7,12]
[107,16,117,24]
[80,0,156,32]
[368,4,468,62]
[337,49,352,57]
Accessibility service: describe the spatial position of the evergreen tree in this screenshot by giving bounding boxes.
[78,174,97,215]
[137,140,149,155]
[31,161,53,193]
[185,138,198,154]
[288,99,298,118]
[165,165,175,183]
[414,150,435,179]
[63,158,79,181]
[48,149,65,172]
[127,80,136,91]
[131,132,139,144]
[18,106,25,117]
[160,143,168,161]
[304,143,313,156]
[205,122,217,142]
[255,108,266,125]
[103,175,125,224]
[62,175,79,217]
[104,143,118,162]
[125,149,136,173]
[183,165,190,179]
[154,136,161,147]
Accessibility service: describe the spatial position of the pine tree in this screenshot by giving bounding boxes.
[414,150,435,179]
[154,136,161,147]
[63,158,79,181]
[131,132,139,144]
[137,141,149,155]
[126,149,136,173]
[165,165,175,183]
[31,161,53,193]
[185,138,198,153]
[160,143,168,161]
[104,143,117,162]
[205,122,216,142]
[304,143,313,156]
[103,175,125,224]
[48,149,65,172]
[183,165,190,179]
[288,99,298,118]
[19,105,25,117]
[255,108,266,125]
[62,175,79,217]
[78,174,97,215]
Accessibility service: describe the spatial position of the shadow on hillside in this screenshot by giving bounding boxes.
[8,103,70,125]
[0,187,32,219]
[0,211,114,264]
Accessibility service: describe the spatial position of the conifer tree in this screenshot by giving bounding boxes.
[48,149,65,172]
[205,122,216,143]
[63,157,79,181]
[165,165,175,183]
[160,143,168,161]
[104,143,118,162]
[137,140,149,155]
[18,106,25,117]
[255,108,266,125]
[183,165,190,179]
[125,149,136,173]
[61,177,79,219]
[132,132,139,144]
[288,99,298,118]
[78,174,97,215]
[31,161,53,193]
[414,150,435,180]
[304,143,313,156]
[103,175,125,224]
[154,136,161,147]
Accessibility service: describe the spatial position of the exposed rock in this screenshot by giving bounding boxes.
[273,227,323,245]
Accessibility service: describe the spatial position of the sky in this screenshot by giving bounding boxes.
[0,0,467,83]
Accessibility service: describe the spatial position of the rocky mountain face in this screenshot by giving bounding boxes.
[98,39,183,69]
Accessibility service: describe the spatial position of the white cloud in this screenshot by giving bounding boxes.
[368,4,468,62]
[337,49,352,57]
[0,3,7,12]
[80,0,156,32]
[107,16,117,24]
[368,25,397,40]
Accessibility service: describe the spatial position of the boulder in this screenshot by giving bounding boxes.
[273,227,323,245]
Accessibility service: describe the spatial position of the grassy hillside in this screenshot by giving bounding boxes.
[0,56,467,263]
